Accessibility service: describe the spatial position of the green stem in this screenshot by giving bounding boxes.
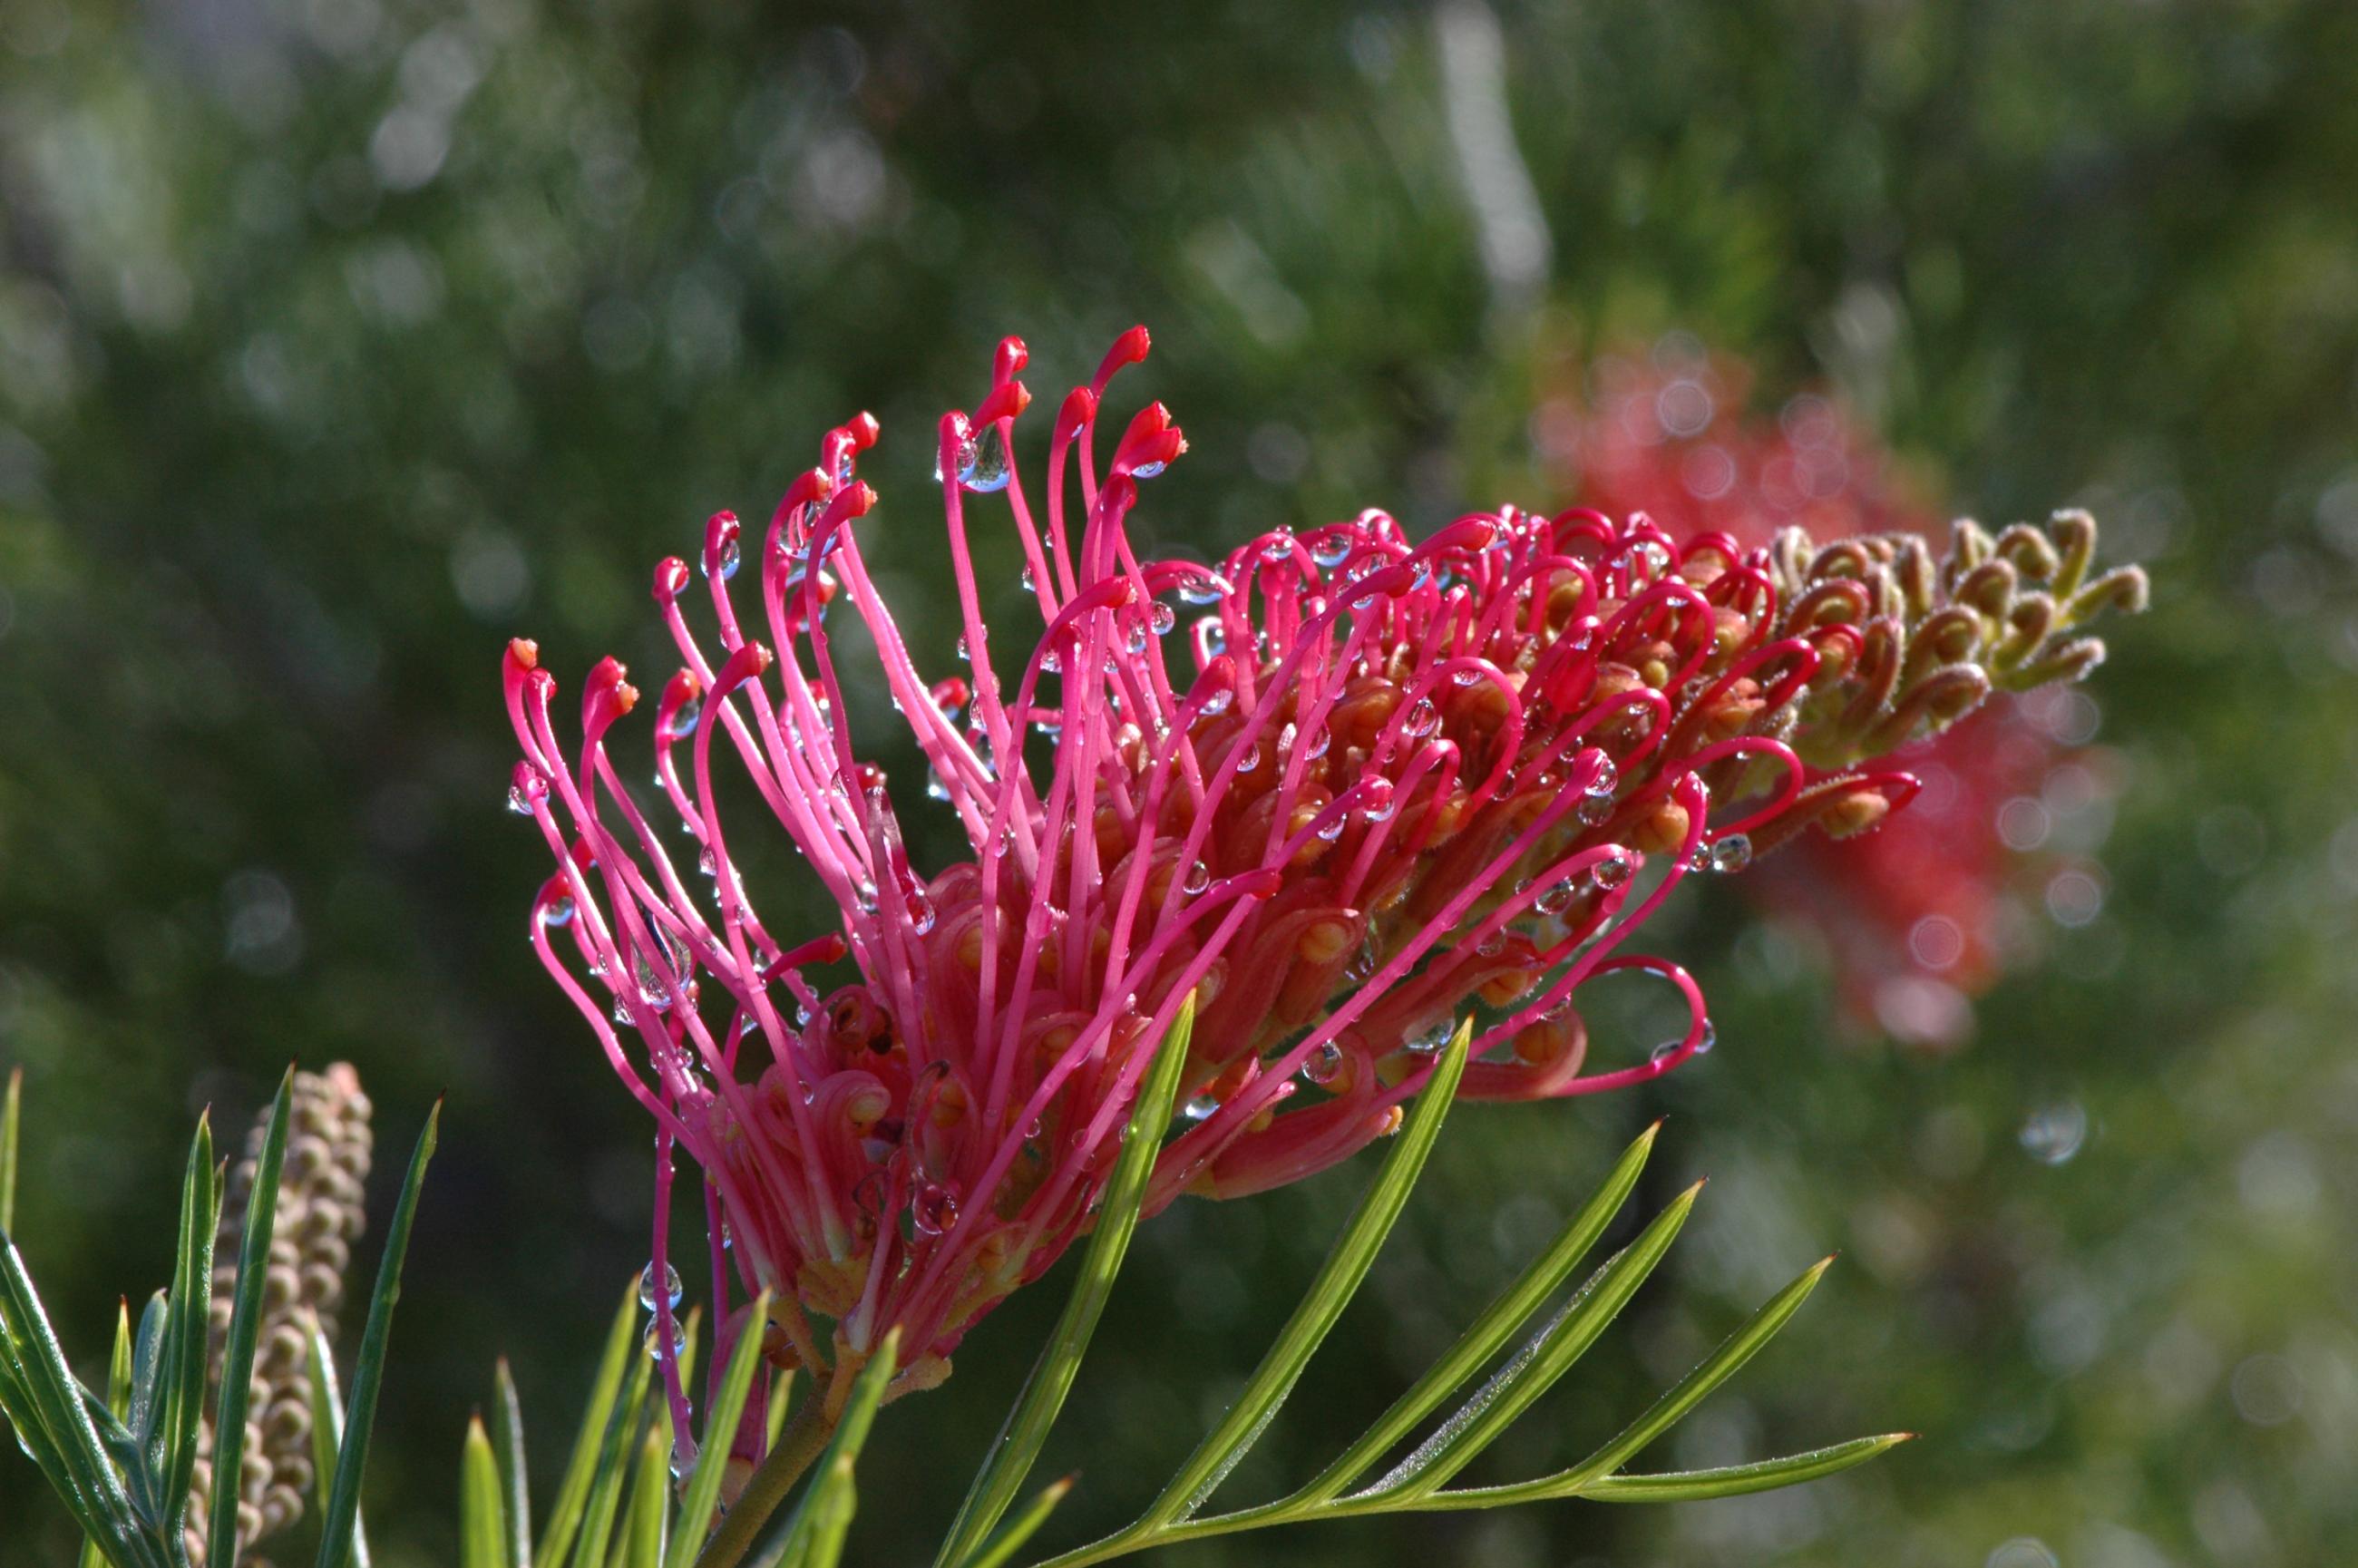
[692,1388,838,1568]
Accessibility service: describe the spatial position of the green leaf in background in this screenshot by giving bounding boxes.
[1574,1435,1915,1503]
[1361,1179,1704,1502]
[76,1300,137,1568]
[737,1328,899,1568]
[934,998,1198,1567]
[619,1420,671,1568]
[1136,1020,1474,1534]
[669,1290,773,1568]
[538,1277,642,1568]
[462,1414,510,1568]
[564,1306,657,1568]
[159,1113,218,1547]
[209,1066,295,1568]
[313,1099,441,1568]
[957,1478,1075,1568]
[1,1067,18,1235]
[493,1359,533,1568]
[0,1229,164,1568]
[1284,1118,1663,1508]
[307,1318,372,1568]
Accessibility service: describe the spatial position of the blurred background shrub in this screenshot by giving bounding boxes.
[2,2,2353,1564]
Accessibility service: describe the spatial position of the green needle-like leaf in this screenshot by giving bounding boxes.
[1,1066,19,1235]
[78,1300,137,1568]
[463,1414,510,1568]
[1573,1434,1914,1502]
[568,1320,656,1568]
[935,998,1198,1568]
[1134,1022,1472,1533]
[1286,1119,1661,1508]
[494,1359,533,1568]
[210,1067,295,1568]
[1362,1179,1702,1502]
[618,1419,671,1568]
[955,1476,1074,1568]
[745,1329,897,1568]
[160,1113,219,1543]
[0,1232,162,1568]
[314,1099,441,1568]
[669,1290,773,1568]
[1548,1254,1836,1494]
[540,1277,643,1568]
[307,1320,371,1568]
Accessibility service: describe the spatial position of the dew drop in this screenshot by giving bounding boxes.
[1405,1019,1453,1056]
[541,895,576,930]
[1300,1041,1345,1086]
[1182,860,1212,896]
[911,1183,960,1237]
[1260,533,1295,564]
[705,539,741,582]
[644,1319,687,1360]
[1402,698,1438,738]
[1181,1094,1220,1123]
[1649,1039,1681,1067]
[1176,573,1228,607]
[638,1261,685,1313]
[1592,850,1632,891]
[1149,601,1177,636]
[1311,536,1354,569]
[697,845,718,878]
[2019,1102,2088,1165]
[1709,833,1753,873]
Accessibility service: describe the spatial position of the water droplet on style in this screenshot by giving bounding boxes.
[639,1261,685,1313]
[1300,1041,1345,1086]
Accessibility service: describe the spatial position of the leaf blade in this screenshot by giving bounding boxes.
[210,1067,296,1568]
[312,1099,441,1568]
[1571,1434,1914,1504]
[934,998,1197,1567]
[462,1414,510,1568]
[1135,1022,1471,1531]
[668,1291,772,1568]
[539,1277,642,1568]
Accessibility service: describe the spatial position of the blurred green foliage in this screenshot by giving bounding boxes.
[2,1,2354,1564]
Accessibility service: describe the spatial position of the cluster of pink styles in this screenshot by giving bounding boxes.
[501,329,2145,1440]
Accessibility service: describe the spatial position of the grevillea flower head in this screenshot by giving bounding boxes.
[503,329,2144,1435]
[1562,344,2148,1043]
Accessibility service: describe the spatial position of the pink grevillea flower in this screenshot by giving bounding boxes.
[1552,344,2139,1046]
[503,330,2141,1431]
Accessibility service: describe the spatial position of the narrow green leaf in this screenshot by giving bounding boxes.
[669,1291,773,1568]
[954,1476,1074,1568]
[617,1419,670,1568]
[935,998,1198,1567]
[569,1323,656,1568]
[765,1372,789,1451]
[77,1302,137,1568]
[210,1067,296,1568]
[1290,1119,1661,1507]
[1554,1255,1835,1491]
[746,1329,898,1568]
[124,1292,166,1456]
[0,1236,162,1568]
[1572,1434,1914,1503]
[1135,1022,1471,1531]
[463,1414,510,1568]
[540,1277,643,1568]
[159,1114,219,1542]
[794,1455,859,1568]
[313,1099,441,1568]
[494,1359,534,1568]
[1,1066,20,1234]
[1363,1180,1702,1502]
[307,1320,372,1568]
